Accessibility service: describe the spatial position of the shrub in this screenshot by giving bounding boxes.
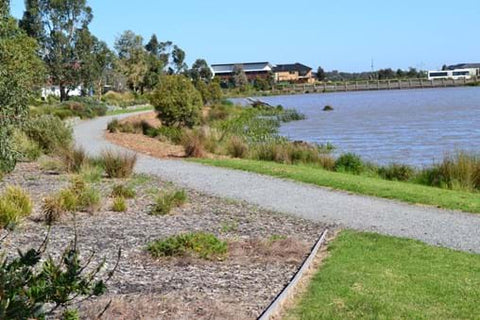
[147,232,227,260]
[181,130,206,158]
[378,163,415,181]
[0,232,116,319]
[150,75,203,128]
[23,115,73,153]
[42,195,66,225]
[153,126,184,144]
[335,153,364,174]
[150,190,187,216]
[111,184,136,199]
[226,136,249,158]
[111,196,127,212]
[12,130,42,161]
[101,150,137,178]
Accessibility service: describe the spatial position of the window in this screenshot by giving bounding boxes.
[453,71,469,76]
[429,72,448,77]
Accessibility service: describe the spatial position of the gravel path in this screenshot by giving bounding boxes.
[74,113,480,253]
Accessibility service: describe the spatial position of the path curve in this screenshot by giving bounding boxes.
[74,113,480,253]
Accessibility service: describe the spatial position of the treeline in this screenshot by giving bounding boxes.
[316,67,427,81]
[11,0,217,101]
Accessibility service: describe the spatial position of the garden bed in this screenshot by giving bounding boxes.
[0,161,328,319]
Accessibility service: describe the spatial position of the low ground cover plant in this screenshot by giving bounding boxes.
[30,98,107,120]
[150,189,187,216]
[147,232,227,260]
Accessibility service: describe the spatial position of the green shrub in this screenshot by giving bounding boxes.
[150,190,187,216]
[147,232,227,260]
[107,119,120,133]
[62,309,80,320]
[23,115,73,153]
[335,153,364,174]
[12,130,42,161]
[378,163,415,181]
[111,196,127,212]
[151,126,184,143]
[111,184,136,199]
[150,75,203,128]
[100,150,137,178]
[0,233,114,319]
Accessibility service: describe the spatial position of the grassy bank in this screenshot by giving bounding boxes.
[285,231,480,320]
[106,105,153,116]
[193,158,480,213]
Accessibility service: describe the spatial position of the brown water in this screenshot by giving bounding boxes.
[246,87,480,167]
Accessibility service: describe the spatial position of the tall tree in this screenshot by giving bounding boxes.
[316,66,326,81]
[190,59,213,83]
[145,34,159,56]
[232,65,248,90]
[0,14,44,172]
[114,30,148,92]
[172,45,187,74]
[20,0,94,101]
[19,0,43,40]
[0,0,9,17]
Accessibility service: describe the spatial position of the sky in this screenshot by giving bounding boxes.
[10,0,480,72]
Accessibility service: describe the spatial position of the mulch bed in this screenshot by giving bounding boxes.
[0,162,329,319]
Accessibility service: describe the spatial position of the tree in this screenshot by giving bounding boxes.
[0,14,44,172]
[172,45,187,74]
[21,0,94,101]
[0,0,9,16]
[317,66,326,81]
[442,64,448,71]
[145,34,159,56]
[19,0,43,40]
[114,30,148,92]
[232,65,248,90]
[150,75,202,127]
[190,59,213,83]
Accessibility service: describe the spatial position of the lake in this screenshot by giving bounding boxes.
[242,87,480,167]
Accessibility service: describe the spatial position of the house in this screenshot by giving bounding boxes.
[272,63,315,83]
[211,62,273,82]
[447,63,480,76]
[428,63,480,81]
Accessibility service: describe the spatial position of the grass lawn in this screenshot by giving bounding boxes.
[285,231,480,320]
[106,105,153,116]
[193,158,480,213]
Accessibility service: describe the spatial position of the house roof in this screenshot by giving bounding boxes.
[211,62,273,74]
[447,63,480,70]
[273,63,312,76]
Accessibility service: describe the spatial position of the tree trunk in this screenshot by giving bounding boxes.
[60,85,68,102]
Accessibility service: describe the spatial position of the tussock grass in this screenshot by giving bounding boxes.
[0,186,32,228]
[150,190,187,216]
[111,184,136,199]
[100,150,137,178]
[111,196,127,212]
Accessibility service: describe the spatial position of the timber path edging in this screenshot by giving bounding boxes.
[74,113,480,254]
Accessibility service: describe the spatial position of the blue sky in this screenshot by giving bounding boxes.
[10,0,480,72]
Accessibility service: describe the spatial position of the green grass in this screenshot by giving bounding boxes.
[193,158,480,213]
[105,105,153,116]
[286,231,480,320]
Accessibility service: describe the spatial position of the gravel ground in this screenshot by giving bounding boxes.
[0,163,327,319]
[74,113,480,253]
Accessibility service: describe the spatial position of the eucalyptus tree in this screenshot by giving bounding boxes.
[190,59,213,83]
[20,0,94,101]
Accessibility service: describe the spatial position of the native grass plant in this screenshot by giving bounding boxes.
[147,232,227,260]
[100,150,137,178]
[55,176,102,214]
[111,196,127,212]
[0,231,120,320]
[12,129,42,161]
[378,163,415,182]
[150,190,188,216]
[111,184,136,199]
[22,115,73,154]
[0,186,32,229]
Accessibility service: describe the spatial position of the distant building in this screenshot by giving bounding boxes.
[428,63,480,81]
[272,63,315,84]
[211,62,273,82]
[41,85,82,99]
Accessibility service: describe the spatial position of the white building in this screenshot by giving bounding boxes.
[428,63,480,80]
[41,85,82,99]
